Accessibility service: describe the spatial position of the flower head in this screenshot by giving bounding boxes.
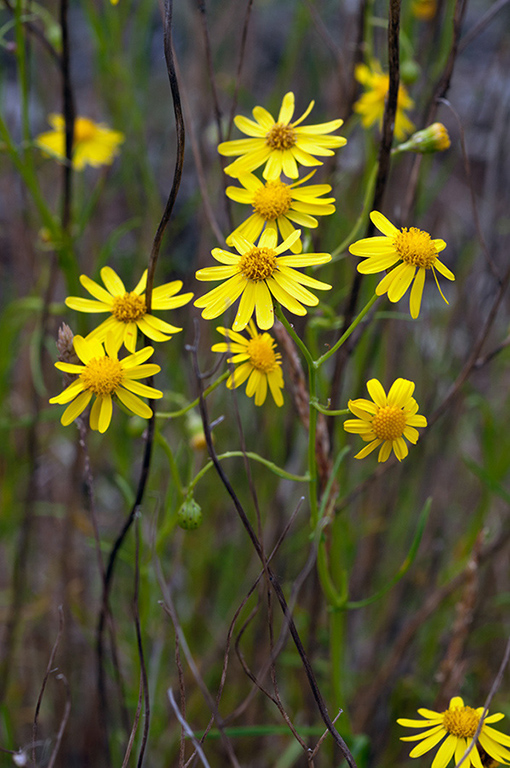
[349,211,455,318]
[344,378,427,462]
[35,114,124,170]
[65,267,193,353]
[212,321,284,407]
[218,92,346,180]
[226,171,336,254]
[398,696,510,768]
[194,228,331,331]
[49,334,162,433]
[412,0,437,20]
[354,61,414,141]
[396,123,451,154]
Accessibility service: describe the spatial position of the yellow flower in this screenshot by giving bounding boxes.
[212,321,284,407]
[349,211,454,319]
[49,334,162,433]
[226,171,336,254]
[354,61,414,141]
[344,378,427,462]
[217,92,346,180]
[398,696,510,768]
[412,0,437,20]
[194,228,331,331]
[35,114,124,170]
[65,267,193,353]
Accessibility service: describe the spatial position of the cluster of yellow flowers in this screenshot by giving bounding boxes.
[47,89,454,456]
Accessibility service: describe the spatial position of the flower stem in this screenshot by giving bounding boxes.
[315,292,378,368]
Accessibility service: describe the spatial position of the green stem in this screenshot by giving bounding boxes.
[310,400,349,416]
[155,429,184,498]
[330,162,378,261]
[188,451,309,493]
[315,292,378,368]
[156,371,229,418]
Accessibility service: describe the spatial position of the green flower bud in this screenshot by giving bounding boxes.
[177,498,203,530]
[394,123,451,155]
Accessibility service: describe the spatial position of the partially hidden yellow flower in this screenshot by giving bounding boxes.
[212,320,284,407]
[398,695,510,768]
[412,0,437,20]
[218,92,346,180]
[349,211,454,319]
[194,227,331,331]
[226,171,336,254]
[49,334,162,433]
[344,378,427,462]
[35,114,124,170]
[354,61,414,141]
[65,267,193,353]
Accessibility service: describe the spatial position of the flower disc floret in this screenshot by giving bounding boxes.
[112,292,147,322]
[349,211,455,319]
[252,181,293,220]
[226,171,336,254]
[239,247,277,281]
[65,266,193,353]
[212,321,284,406]
[343,378,427,462]
[218,92,346,180]
[80,356,123,396]
[397,695,510,768]
[194,228,332,331]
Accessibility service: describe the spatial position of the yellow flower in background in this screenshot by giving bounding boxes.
[349,211,454,319]
[65,267,193,353]
[218,92,346,180]
[212,321,284,407]
[49,334,162,433]
[398,696,510,768]
[194,227,331,331]
[412,0,437,20]
[35,114,124,170]
[226,171,336,254]
[354,61,414,141]
[344,378,427,462]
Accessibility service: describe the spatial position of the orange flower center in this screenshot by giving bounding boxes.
[247,334,280,373]
[253,181,293,220]
[442,706,480,739]
[112,292,147,322]
[74,117,98,143]
[393,227,437,268]
[80,356,124,396]
[238,247,277,281]
[265,122,296,150]
[371,405,406,441]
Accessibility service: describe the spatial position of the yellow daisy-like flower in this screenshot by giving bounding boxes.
[49,334,162,433]
[65,267,193,353]
[212,320,284,407]
[398,696,510,768]
[194,227,331,331]
[343,378,427,462]
[35,114,124,170]
[225,171,336,254]
[218,92,346,181]
[354,61,415,141]
[349,211,455,319]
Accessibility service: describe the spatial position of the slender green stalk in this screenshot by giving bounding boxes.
[331,162,378,261]
[315,293,378,368]
[188,451,309,493]
[156,371,229,419]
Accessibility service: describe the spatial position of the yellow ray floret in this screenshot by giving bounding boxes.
[65,267,193,353]
[49,334,162,433]
[194,227,332,331]
[398,696,510,768]
[35,114,124,170]
[212,320,284,407]
[218,92,346,180]
[343,377,427,462]
[349,211,455,319]
[226,170,336,254]
[354,61,414,141]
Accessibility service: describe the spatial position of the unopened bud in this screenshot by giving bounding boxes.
[394,123,450,154]
[57,323,78,363]
[177,498,203,530]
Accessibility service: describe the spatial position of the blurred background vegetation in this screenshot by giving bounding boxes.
[1,0,510,766]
